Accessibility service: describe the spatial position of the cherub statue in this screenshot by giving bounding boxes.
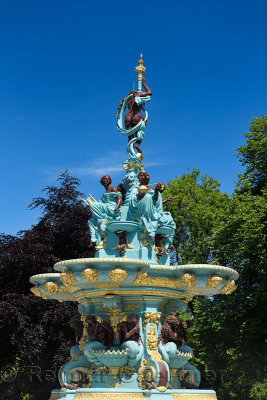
[86,175,122,248]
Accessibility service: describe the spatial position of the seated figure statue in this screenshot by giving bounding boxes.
[84,315,115,367]
[158,315,194,367]
[129,171,159,243]
[129,172,175,251]
[87,175,122,247]
[153,182,176,249]
[119,314,144,367]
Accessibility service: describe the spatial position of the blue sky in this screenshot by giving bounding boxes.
[0,0,266,235]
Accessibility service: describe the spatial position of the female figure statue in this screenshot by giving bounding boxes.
[153,182,176,249]
[88,175,122,246]
[129,171,159,242]
[116,77,152,155]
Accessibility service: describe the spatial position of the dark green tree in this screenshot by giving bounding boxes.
[0,171,92,400]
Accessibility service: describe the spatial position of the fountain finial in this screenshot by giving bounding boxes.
[135,54,146,91]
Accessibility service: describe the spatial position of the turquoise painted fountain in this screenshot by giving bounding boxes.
[30,56,238,400]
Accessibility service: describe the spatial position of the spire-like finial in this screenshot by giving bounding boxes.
[135,54,146,91]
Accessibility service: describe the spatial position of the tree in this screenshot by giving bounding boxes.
[163,168,230,264]
[0,171,92,400]
[235,115,267,195]
[164,117,267,400]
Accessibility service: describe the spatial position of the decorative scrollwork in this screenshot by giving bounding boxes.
[143,312,162,361]
[138,360,155,390]
[133,271,183,289]
[61,271,77,285]
[44,282,58,294]
[30,285,49,300]
[221,279,236,295]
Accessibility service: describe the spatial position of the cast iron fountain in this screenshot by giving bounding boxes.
[30,55,238,400]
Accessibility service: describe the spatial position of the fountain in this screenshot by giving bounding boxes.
[30,55,238,400]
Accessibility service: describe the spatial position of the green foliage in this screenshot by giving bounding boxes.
[235,115,267,195]
[163,168,230,264]
[164,117,266,399]
[250,380,267,400]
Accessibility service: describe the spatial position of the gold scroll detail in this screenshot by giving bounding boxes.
[207,276,223,288]
[123,303,140,312]
[95,232,108,250]
[77,289,188,303]
[61,271,77,284]
[180,273,196,287]
[143,313,162,361]
[74,394,144,399]
[30,286,49,300]
[68,366,92,388]
[79,315,89,351]
[122,161,143,171]
[44,282,58,295]
[140,227,150,247]
[172,395,217,400]
[108,268,128,282]
[221,279,236,295]
[133,271,183,289]
[138,360,155,390]
[120,365,136,375]
[82,268,98,282]
[106,307,127,340]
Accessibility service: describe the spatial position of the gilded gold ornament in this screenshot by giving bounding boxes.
[108,268,128,282]
[106,307,127,339]
[74,395,144,400]
[133,271,183,289]
[181,273,196,287]
[119,365,136,375]
[207,276,223,288]
[44,282,58,295]
[30,286,49,300]
[60,271,77,284]
[221,279,236,295]
[123,303,140,312]
[77,289,187,304]
[82,268,98,282]
[143,312,162,360]
[138,360,155,390]
[172,395,217,400]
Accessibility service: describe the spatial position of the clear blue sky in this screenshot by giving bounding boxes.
[1,0,266,235]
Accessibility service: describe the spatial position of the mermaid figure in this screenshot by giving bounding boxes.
[116,77,152,159]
